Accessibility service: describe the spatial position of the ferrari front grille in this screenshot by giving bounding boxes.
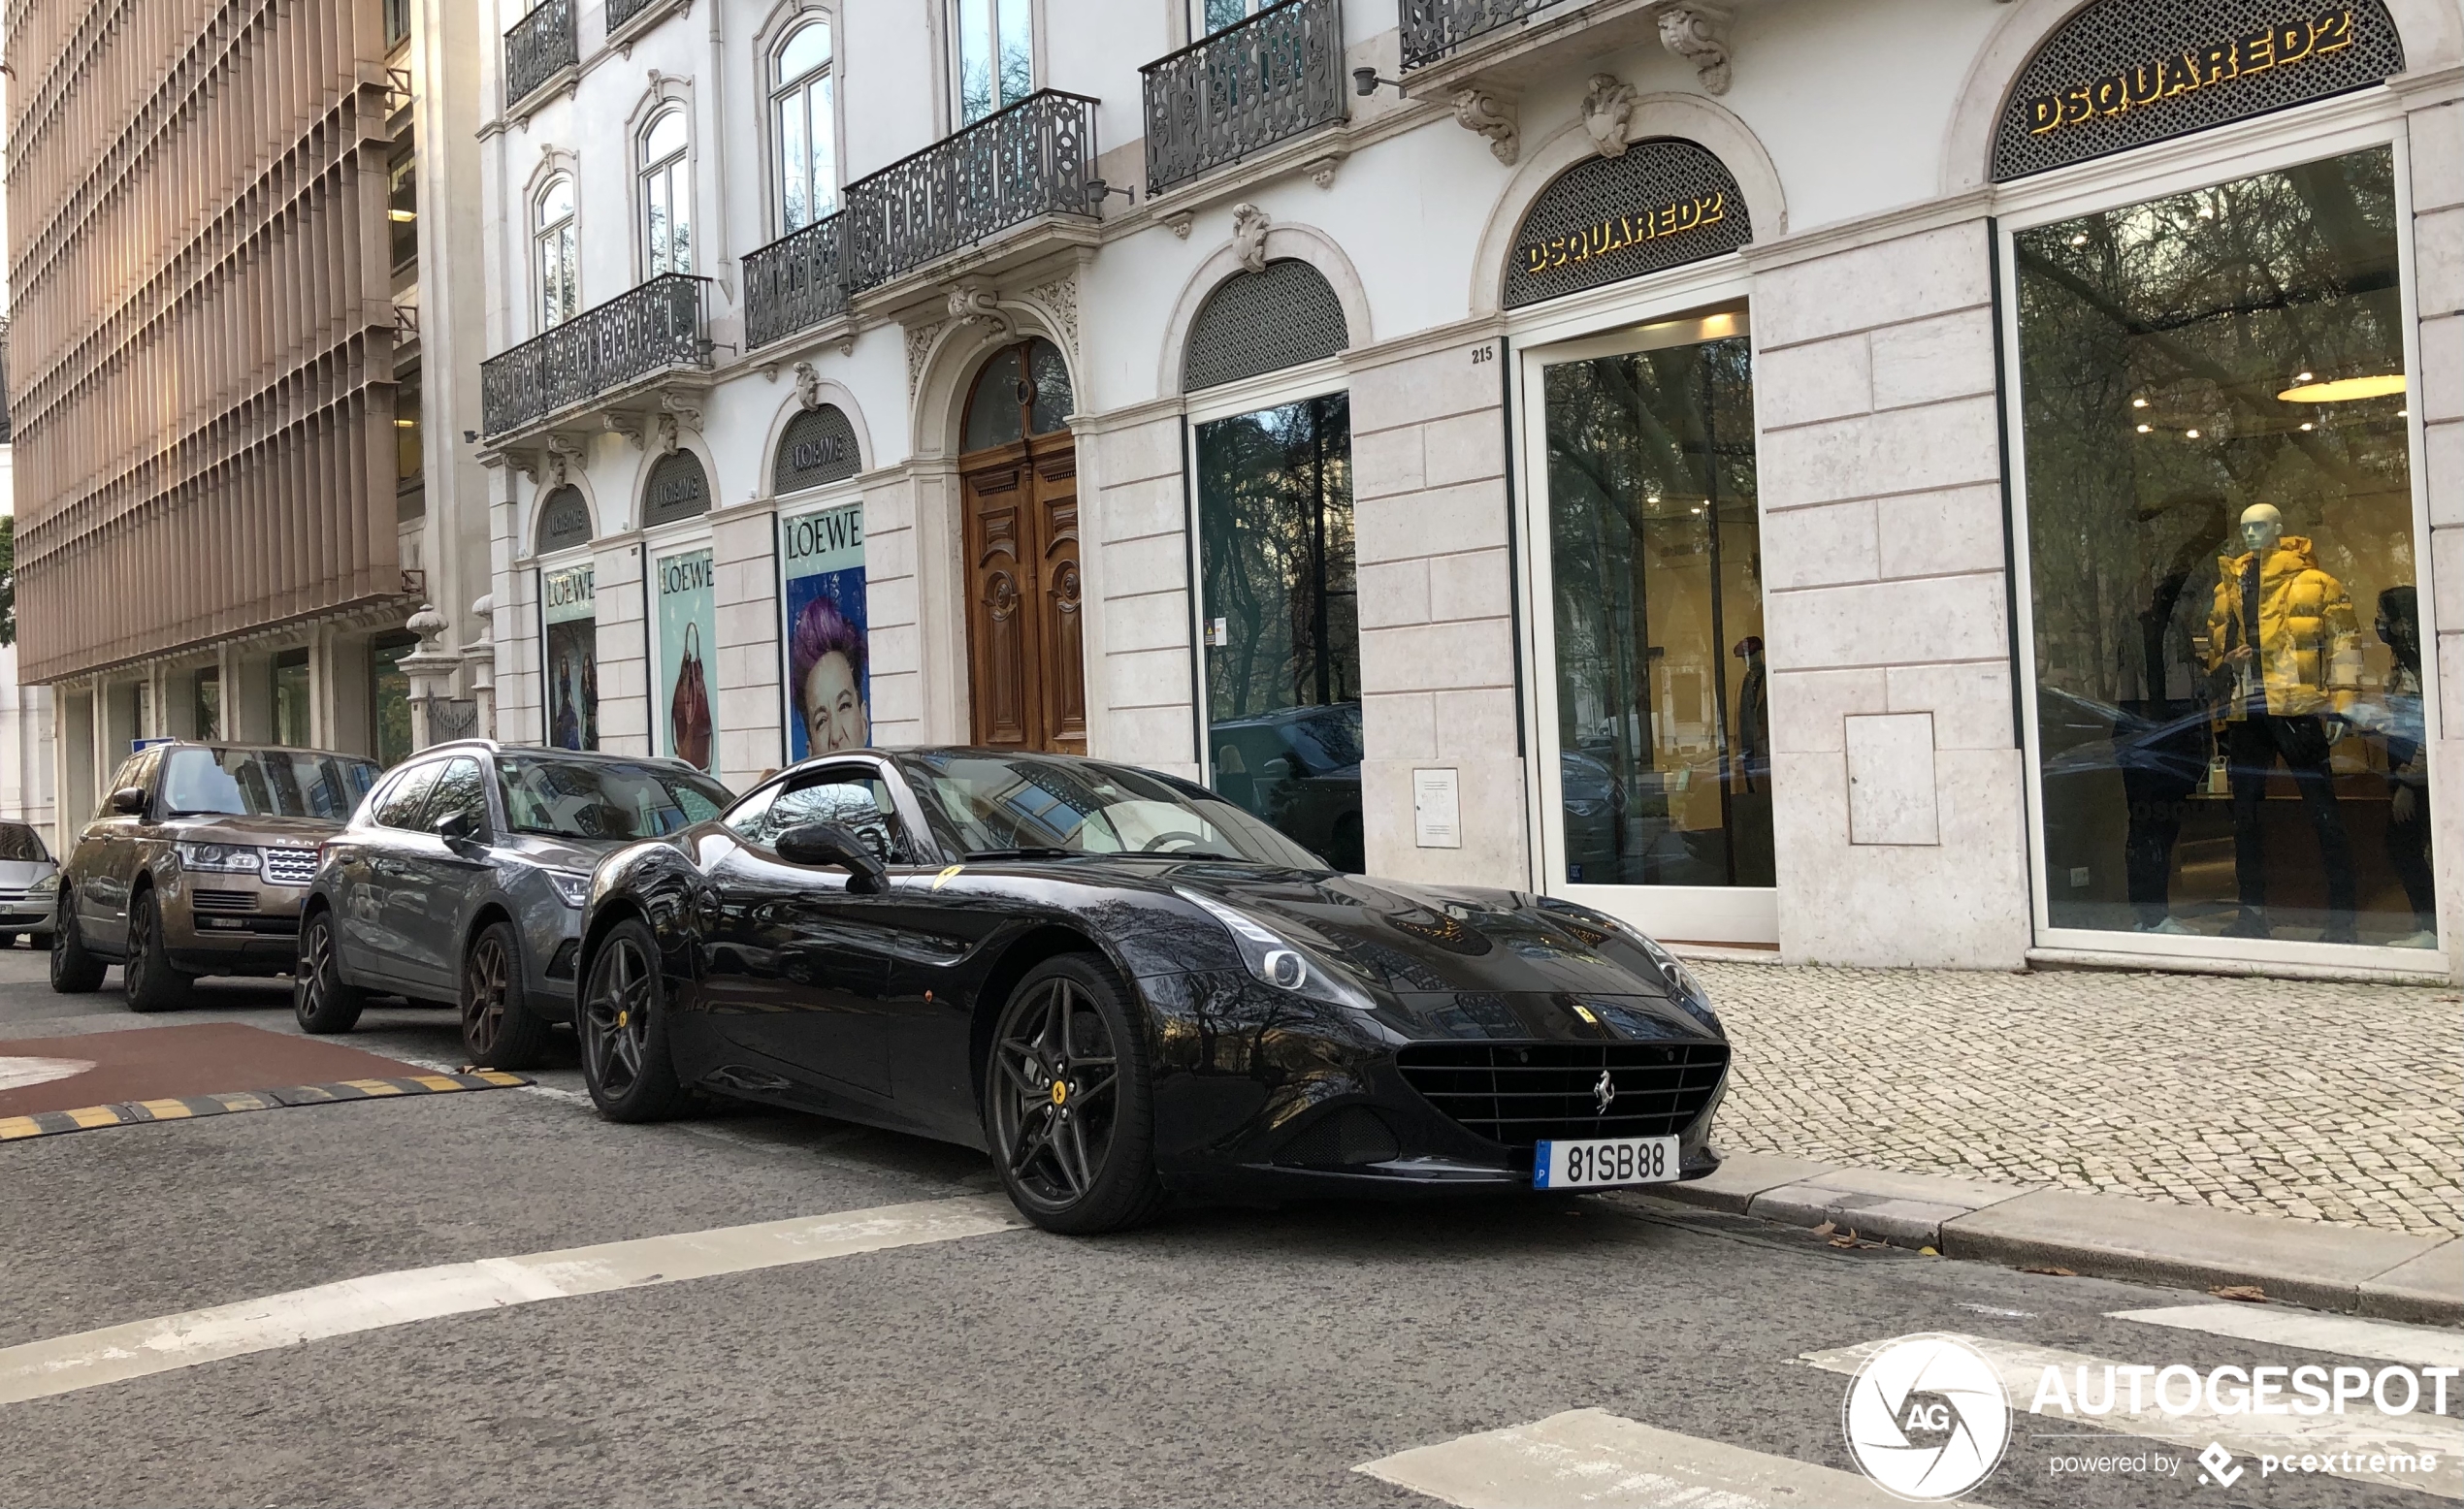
[1395,1041,1729,1150]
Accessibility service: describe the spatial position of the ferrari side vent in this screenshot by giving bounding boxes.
[1273,1106,1402,1169]
[1395,1041,1729,1150]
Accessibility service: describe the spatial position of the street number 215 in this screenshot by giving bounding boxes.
[1471,344,1495,365]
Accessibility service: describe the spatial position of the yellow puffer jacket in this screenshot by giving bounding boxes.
[2206,536,2361,719]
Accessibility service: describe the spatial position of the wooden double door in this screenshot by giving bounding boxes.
[960,431,1086,753]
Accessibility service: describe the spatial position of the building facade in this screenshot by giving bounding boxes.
[3,0,496,829]
[474,0,2462,982]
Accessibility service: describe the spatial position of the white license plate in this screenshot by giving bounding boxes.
[1533,1135,1679,1189]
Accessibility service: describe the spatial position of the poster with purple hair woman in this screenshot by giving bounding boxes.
[779,502,869,759]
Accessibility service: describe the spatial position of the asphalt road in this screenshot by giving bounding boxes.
[1,948,2450,1509]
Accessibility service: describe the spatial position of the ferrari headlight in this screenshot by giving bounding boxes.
[177,842,262,874]
[545,869,591,909]
[1175,887,1376,1011]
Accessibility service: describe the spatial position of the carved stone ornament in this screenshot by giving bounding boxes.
[1305,154,1342,189]
[792,360,823,411]
[600,411,644,449]
[1582,74,1637,157]
[652,411,680,457]
[1024,273,1080,353]
[905,320,945,397]
[543,432,587,481]
[1451,88,1519,166]
[1657,4,1732,96]
[1230,203,1271,273]
[946,284,1010,334]
[405,602,451,654]
[1165,212,1193,240]
[661,388,705,433]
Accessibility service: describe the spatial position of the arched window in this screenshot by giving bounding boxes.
[772,18,837,232]
[535,174,578,328]
[961,337,1072,453]
[639,107,693,278]
[951,0,1033,125]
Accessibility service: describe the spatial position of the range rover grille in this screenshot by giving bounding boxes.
[261,848,319,885]
[1395,1041,1729,1150]
[190,889,256,914]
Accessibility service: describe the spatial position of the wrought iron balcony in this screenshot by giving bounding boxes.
[504,0,577,110]
[1143,0,1345,197]
[480,273,711,438]
[1400,0,1554,69]
[605,0,660,36]
[742,210,850,352]
[744,90,1098,349]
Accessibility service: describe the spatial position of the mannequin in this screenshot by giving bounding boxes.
[2205,503,2361,943]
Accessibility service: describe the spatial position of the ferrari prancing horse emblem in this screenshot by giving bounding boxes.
[1593,1069,1616,1115]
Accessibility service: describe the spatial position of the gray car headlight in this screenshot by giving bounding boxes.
[1175,887,1377,1012]
[177,842,262,874]
[545,870,591,909]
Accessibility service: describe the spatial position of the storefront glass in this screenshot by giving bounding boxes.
[370,632,415,765]
[1542,318,1770,888]
[540,564,598,753]
[2018,145,2431,949]
[1195,392,1363,871]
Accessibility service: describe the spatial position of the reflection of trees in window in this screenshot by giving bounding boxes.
[2017,148,2411,715]
[1196,394,1357,722]
[955,0,1034,124]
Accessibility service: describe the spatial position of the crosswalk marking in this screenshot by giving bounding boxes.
[1355,1407,1914,1509]
[0,1195,1022,1407]
[1801,1334,2464,1501]
[2112,1304,2464,1371]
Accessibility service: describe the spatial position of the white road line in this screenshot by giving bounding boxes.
[0,1056,93,1092]
[0,1195,1022,1407]
[1801,1334,2464,1500]
[2112,1304,2464,1371]
[1355,1407,1915,1509]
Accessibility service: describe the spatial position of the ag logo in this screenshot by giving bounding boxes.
[1842,1333,2010,1501]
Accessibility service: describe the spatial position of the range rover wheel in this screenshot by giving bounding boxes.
[293,907,366,1034]
[462,921,548,1071]
[578,918,689,1122]
[984,953,1162,1235]
[49,896,104,994]
[123,890,194,1013]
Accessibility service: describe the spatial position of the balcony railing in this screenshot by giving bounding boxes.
[504,0,577,109]
[743,89,1099,350]
[742,210,850,351]
[480,273,710,438]
[1400,0,1559,69]
[605,0,658,36]
[1143,0,1345,197]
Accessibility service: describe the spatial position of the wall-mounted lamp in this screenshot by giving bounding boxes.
[462,430,478,444]
[1352,67,1404,97]
[1085,177,1136,209]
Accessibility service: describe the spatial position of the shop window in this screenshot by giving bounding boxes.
[2018,146,2428,950]
[274,650,312,749]
[371,632,416,767]
[541,562,599,752]
[772,18,837,233]
[1541,316,1769,889]
[1196,392,1362,872]
[952,0,1033,125]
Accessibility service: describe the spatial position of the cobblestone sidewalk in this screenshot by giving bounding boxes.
[1696,961,2463,1238]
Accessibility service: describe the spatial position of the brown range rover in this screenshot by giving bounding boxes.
[51,742,382,1011]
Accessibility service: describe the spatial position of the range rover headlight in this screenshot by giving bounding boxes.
[177,842,262,874]
[1175,886,1377,1012]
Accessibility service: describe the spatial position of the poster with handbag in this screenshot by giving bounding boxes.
[655,546,718,771]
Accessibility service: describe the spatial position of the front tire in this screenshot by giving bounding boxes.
[985,953,1162,1235]
[49,896,105,993]
[577,918,689,1122]
[293,907,366,1034]
[462,921,548,1070]
[123,890,193,1013]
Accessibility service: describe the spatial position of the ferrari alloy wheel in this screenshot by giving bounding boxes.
[49,896,105,994]
[986,954,1161,1235]
[579,918,688,1122]
[461,921,548,1070]
[123,890,193,1013]
[293,907,366,1034]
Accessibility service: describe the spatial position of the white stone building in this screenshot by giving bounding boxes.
[470,0,2464,982]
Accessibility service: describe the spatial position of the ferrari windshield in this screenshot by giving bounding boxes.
[904,752,1327,867]
[495,755,730,841]
[163,748,379,820]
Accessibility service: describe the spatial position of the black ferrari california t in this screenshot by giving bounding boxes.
[572,748,1732,1233]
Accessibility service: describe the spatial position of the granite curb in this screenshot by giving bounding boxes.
[1641,1151,2463,1326]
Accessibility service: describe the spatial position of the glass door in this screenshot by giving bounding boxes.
[1527,310,1773,943]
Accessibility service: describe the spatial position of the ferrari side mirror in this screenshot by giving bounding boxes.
[775,820,890,894]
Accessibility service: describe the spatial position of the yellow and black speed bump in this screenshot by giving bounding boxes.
[0,1071,529,1142]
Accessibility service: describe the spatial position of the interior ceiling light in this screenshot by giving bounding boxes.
[2185,429,2201,438]
[2278,373,2407,403]
[2295,370,2315,382]
[2131,397,2148,408]
[2069,234,2089,246]
[2136,424,2152,433]
[2299,422,2316,432]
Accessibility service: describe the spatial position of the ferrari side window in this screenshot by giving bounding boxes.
[762,773,913,865]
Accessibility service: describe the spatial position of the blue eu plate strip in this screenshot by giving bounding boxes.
[1532,1140,1554,1189]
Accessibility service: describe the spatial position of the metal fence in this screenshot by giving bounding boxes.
[742,90,1099,350]
[1143,0,1345,197]
[1399,0,1560,68]
[480,274,710,437]
[604,0,658,36]
[503,0,576,109]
